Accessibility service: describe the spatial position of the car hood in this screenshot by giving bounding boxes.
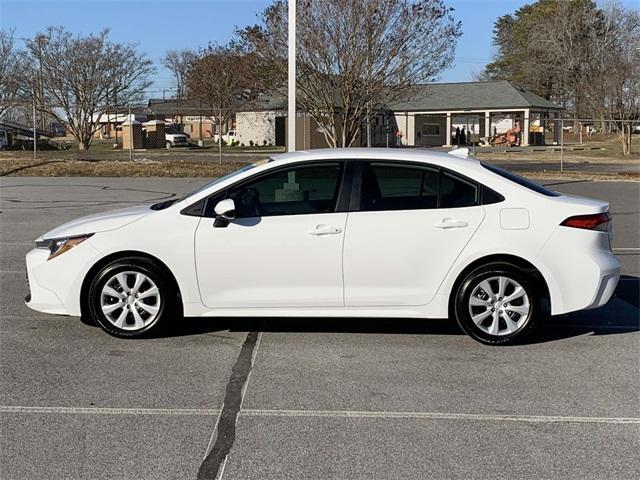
[38,205,152,240]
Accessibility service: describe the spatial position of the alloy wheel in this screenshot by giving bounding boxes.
[100,270,161,331]
[467,276,531,337]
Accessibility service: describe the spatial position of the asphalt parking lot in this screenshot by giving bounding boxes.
[1,176,638,479]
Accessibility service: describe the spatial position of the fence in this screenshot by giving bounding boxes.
[1,102,638,175]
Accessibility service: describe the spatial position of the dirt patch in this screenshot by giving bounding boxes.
[0,158,246,177]
[519,170,639,182]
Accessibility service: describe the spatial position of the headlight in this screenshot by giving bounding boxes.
[35,234,94,261]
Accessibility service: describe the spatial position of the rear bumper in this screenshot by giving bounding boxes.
[582,255,620,310]
[538,229,621,315]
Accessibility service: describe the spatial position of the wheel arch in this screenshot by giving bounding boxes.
[447,253,551,318]
[80,250,183,318]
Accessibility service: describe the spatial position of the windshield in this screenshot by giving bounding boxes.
[151,160,271,210]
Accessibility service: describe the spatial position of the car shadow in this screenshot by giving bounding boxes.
[81,276,639,344]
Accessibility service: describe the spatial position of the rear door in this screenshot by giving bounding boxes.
[343,161,485,306]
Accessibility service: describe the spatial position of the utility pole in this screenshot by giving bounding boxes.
[36,34,46,132]
[366,6,372,148]
[114,88,119,144]
[32,101,37,158]
[128,106,133,162]
[218,106,222,164]
[288,0,296,152]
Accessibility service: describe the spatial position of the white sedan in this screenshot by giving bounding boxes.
[25,149,620,345]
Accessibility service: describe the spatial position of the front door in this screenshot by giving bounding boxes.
[195,161,347,309]
[343,161,485,306]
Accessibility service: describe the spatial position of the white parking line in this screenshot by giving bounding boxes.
[0,405,220,416]
[3,405,637,425]
[613,247,640,251]
[240,408,640,425]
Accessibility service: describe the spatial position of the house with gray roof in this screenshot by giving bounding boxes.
[387,80,562,147]
[233,81,562,149]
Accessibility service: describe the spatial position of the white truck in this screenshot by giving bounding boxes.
[165,131,190,148]
[213,130,238,146]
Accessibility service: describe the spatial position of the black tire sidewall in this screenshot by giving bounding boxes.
[88,258,170,338]
[454,264,539,345]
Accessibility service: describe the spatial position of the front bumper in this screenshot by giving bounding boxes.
[25,248,69,314]
[24,241,101,316]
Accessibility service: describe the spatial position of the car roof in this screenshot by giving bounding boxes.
[270,147,480,169]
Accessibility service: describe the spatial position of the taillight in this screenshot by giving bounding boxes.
[561,212,610,232]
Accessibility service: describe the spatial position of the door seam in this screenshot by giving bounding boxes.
[340,212,350,307]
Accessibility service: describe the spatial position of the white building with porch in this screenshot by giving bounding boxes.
[387,81,562,147]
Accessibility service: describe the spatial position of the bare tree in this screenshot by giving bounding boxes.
[164,49,197,100]
[482,0,639,151]
[23,27,154,150]
[238,0,461,148]
[185,44,261,151]
[482,0,602,117]
[0,29,24,119]
[592,3,640,155]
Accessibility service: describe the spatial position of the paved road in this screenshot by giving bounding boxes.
[1,177,638,479]
[492,159,640,175]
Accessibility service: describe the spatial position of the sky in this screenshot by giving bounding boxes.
[1,0,638,99]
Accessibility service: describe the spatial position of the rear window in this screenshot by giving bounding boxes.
[481,162,560,197]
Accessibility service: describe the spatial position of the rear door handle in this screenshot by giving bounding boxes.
[434,218,469,229]
[308,224,342,235]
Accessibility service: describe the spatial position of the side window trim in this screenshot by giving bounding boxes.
[192,159,352,218]
[351,160,488,212]
[348,160,364,212]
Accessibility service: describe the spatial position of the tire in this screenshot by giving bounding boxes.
[166,141,172,149]
[87,257,175,338]
[453,263,540,345]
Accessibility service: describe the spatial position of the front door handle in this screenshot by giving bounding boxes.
[308,224,343,235]
[434,218,469,229]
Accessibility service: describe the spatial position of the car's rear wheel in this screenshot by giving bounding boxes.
[88,257,174,338]
[454,263,540,345]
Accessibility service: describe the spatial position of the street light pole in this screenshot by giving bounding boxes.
[288,0,296,152]
[32,101,37,158]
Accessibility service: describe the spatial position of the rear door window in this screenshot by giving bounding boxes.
[358,162,478,211]
[439,172,478,208]
[360,163,439,211]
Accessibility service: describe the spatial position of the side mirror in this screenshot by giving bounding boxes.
[213,198,235,228]
[214,198,235,220]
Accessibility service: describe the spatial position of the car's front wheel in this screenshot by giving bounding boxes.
[165,141,172,149]
[454,263,540,345]
[88,257,174,338]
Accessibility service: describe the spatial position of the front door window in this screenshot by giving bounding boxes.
[228,163,344,218]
